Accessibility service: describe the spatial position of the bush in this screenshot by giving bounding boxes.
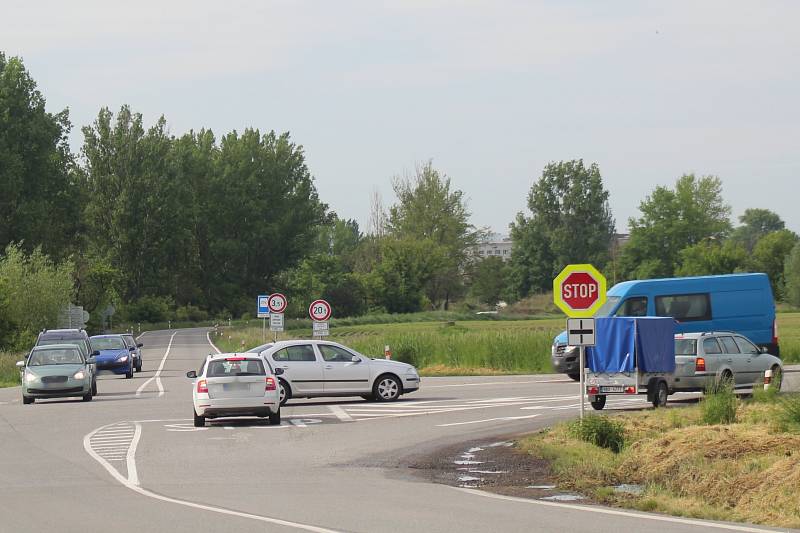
[701,380,737,424]
[175,304,208,322]
[568,415,625,453]
[122,295,174,323]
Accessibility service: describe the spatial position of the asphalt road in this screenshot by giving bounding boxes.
[1,328,796,533]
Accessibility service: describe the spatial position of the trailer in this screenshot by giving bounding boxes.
[585,317,675,410]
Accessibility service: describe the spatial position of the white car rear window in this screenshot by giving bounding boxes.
[207,359,265,377]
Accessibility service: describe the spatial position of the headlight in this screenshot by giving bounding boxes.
[73,370,86,380]
[116,355,129,363]
[25,371,38,383]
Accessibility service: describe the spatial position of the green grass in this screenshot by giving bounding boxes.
[215,318,564,375]
[777,313,800,363]
[0,351,22,388]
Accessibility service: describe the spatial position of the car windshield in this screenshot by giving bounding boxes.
[675,339,697,355]
[594,296,620,317]
[38,338,88,355]
[207,359,265,377]
[29,349,83,366]
[91,337,126,350]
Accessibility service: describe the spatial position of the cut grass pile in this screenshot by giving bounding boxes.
[215,318,563,376]
[518,393,800,528]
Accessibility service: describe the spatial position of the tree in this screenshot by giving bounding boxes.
[675,239,748,277]
[371,237,445,313]
[620,174,731,279]
[748,230,798,300]
[469,256,512,306]
[730,208,785,252]
[784,243,800,308]
[0,53,81,259]
[509,160,614,295]
[387,161,479,309]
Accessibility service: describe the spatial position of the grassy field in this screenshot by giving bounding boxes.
[518,390,800,528]
[0,351,21,388]
[214,312,800,375]
[215,318,564,375]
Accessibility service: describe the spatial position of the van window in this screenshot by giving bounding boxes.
[703,338,722,354]
[718,337,740,354]
[655,294,711,322]
[615,297,648,317]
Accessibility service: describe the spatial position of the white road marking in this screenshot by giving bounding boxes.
[424,380,542,389]
[136,331,178,397]
[453,488,777,533]
[126,423,142,485]
[206,330,222,354]
[328,405,354,422]
[83,422,339,533]
[437,414,541,427]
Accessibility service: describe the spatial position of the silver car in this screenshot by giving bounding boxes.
[673,332,783,391]
[18,345,97,404]
[253,340,420,406]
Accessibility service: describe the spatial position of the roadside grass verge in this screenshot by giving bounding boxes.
[215,319,563,375]
[0,351,21,388]
[518,392,800,528]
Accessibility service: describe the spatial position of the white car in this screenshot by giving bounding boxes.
[186,353,281,427]
[254,340,420,405]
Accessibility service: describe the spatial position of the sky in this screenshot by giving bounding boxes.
[4,1,799,235]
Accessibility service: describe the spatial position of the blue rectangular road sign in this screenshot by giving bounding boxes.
[257,295,270,318]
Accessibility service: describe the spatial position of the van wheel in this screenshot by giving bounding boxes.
[590,395,606,410]
[652,381,668,408]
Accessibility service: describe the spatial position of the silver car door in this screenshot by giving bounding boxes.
[733,336,762,385]
[270,345,323,394]
[718,336,745,385]
[701,337,724,386]
[317,344,371,394]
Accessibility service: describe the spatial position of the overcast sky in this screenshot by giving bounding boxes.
[4,1,799,235]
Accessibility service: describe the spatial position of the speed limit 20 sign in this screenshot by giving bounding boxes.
[553,264,607,318]
[308,299,332,321]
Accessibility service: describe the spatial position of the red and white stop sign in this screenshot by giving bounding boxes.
[553,264,607,318]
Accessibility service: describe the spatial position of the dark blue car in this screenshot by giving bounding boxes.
[89,335,134,379]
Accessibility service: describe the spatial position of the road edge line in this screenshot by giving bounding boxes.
[207,330,222,354]
[450,487,778,533]
[83,422,339,533]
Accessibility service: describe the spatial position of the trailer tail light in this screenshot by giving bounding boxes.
[197,379,208,394]
[625,386,636,394]
[265,377,277,391]
[587,386,599,395]
[695,357,706,372]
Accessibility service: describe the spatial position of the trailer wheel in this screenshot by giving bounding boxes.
[652,380,668,408]
[590,395,606,410]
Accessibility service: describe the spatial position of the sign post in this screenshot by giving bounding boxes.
[554,264,607,420]
[257,295,270,342]
[308,299,332,338]
[267,293,288,342]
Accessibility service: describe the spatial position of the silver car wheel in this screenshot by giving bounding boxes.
[279,382,287,404]
[377,378,399,400]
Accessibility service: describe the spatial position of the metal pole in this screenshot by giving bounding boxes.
[579,345,585,420]
[262,318,266,343]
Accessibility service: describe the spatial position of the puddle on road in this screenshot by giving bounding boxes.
[454,460,485,465]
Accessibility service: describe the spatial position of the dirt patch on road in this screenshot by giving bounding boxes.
[407,434,594,503]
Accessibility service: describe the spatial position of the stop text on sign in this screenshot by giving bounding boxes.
[553,264,607,318]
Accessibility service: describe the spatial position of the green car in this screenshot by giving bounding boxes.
[17,344,97,404]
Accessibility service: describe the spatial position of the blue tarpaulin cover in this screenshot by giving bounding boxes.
[587,317,675,373]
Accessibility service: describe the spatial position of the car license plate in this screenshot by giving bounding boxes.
[223,383,248,391]
[600,386,624,393]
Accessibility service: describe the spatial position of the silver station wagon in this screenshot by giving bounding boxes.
[673,332,783,392]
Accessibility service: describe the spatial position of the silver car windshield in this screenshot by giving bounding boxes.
[29,349,83,366]
[675,339,697,355]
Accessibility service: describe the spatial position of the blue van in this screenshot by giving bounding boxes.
[551,273,778,379]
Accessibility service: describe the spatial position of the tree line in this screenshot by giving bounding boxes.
[2,51,800,351]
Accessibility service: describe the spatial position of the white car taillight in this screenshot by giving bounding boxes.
[265,377,277,391]
[197,379,208,394]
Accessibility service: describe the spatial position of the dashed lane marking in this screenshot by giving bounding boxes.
[437,414,541,427]
[135,331,178,398]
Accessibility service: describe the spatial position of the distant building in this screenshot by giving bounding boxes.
[475,233,513,261]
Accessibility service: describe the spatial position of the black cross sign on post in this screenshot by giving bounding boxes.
[567,318,596,346]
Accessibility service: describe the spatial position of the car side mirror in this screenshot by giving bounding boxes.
[274,368,284,376]
[137,343,143,348]
[351,355,360,363]
[16,361,25,368]
[86,357,97,365]
[760,347,768,354]
[186,370,197,379]
[92,351,100,357]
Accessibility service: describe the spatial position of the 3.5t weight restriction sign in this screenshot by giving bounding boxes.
[308,299,332,321]
[268,293,288,314]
